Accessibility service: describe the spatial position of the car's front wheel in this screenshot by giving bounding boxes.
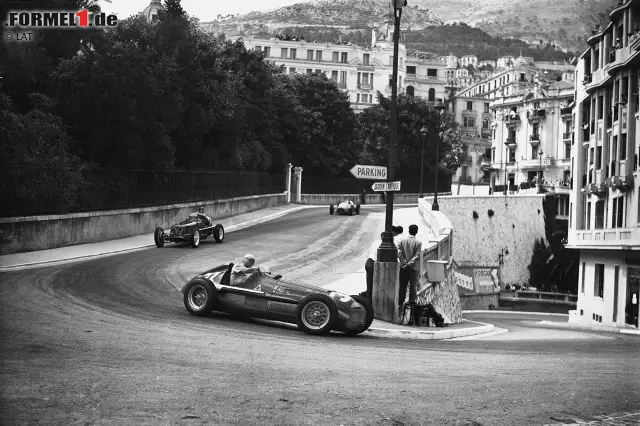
[213,224,225,243]
[344,295,374,336]
[154,227,165,248]
[329,205,334,215]
[183,278,217,316]
[295,294,338,335]
[191,230,200,248]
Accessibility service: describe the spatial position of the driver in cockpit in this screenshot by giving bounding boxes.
[230,254,260,286]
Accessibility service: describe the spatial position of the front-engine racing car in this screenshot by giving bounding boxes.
[329,200,360,216]
[181,263,374,336]
[154,209,225,248]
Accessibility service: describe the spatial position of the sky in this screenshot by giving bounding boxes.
[101,0,307,22]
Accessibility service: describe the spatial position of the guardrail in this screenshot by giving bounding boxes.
[500,290,578,303]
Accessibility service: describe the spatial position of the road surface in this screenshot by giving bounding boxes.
[1,207,638,425]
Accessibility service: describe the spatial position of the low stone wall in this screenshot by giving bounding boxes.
[0,193,286,255]
[416,273,463,324]
[300,192,453,206]
[498,298,576,314]
[459,292,500,310]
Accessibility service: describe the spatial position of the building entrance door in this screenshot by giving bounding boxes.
[626,267,640,328]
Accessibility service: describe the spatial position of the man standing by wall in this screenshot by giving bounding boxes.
[397,224,422,309]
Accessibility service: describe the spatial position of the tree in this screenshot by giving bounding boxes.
[527,238,549,290]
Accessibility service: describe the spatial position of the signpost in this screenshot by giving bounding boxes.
[371,181,401,192]
[349,165,388,180]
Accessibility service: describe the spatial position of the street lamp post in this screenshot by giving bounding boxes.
[419,126,427,198]
[431,100,446,211]
[377,0,407,262]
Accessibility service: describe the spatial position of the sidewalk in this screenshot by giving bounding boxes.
[0,204,318,271]
[323,206,496,340]
[536,320,640,336]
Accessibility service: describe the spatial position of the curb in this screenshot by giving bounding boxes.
[537,320,640,335]
[463,310,569,317]
[0,205,318,272]
[364,319,495,340]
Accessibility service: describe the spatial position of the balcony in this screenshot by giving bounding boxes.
[584,182,607,195]
[481,128,491,137]
[462,155,472,164]
[527,109,546,123]
[505,115,521,128]
[462,109,477,117]
[520,157,553,170]
[567,227,640,250]
[560,107,573,117]
[357,83,372,90]
[529,134,540,146]
[607,174,634,190]
[504,138,517,149]
[480,158,491,170]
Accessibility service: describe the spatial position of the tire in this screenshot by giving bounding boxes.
[191,230,200,248]
[183,278,217,316]
[213,224,225,243]
[344,295,374,336]
[295,294,338,335]
[154,227,165,248]
[355,204,361,215]
[329,205,334,215]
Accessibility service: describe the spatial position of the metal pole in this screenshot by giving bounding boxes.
[432,134,440,210]
[419,134,425,198]
[377,5,402,262]
[504,145,508,195]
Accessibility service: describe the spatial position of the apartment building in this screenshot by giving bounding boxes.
[446,96,493,186]
[566,0,640,329]
[404,54,448,102]
[490,79,575,223]
[457,57,539,100]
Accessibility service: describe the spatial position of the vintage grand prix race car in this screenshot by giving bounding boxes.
[329,200,360,216]
[181,263,374,336]
[154,209,225,248]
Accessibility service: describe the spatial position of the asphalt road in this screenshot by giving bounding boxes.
[1,207,639,426]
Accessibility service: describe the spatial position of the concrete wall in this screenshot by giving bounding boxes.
[460,293,499,310]
[0,193,286,255]
[450,184,491,196]
[423,194,546,286]
[300,192,453,206]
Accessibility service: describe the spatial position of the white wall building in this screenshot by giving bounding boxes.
[566,0,640,330]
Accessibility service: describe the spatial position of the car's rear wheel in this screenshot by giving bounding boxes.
[154,227,165,248]
[183,278,217,316]
[329,205,334,215]
[295,295,338,335]
[213,224,225,243]
[344,295,374,336]
[191,230,200,248]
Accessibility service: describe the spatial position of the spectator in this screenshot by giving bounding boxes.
[397,224,422,311]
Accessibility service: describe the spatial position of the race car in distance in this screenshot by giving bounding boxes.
[154,209,225,248]
[329,200,361,216]
[181,263,374,336]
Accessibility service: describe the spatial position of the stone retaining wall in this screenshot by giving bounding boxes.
[0,193,286,255]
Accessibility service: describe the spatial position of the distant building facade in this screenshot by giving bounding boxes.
[566,0,640,330]
[141,0,162,22]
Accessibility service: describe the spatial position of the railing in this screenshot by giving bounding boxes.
[560,107,573,116]
[569,227,640,248]
[357,83,372,90]
[500,290,578,304]
[1,168,286,217]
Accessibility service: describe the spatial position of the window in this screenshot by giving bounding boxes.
[428,88,435,101]
[613,265,619,322]
[255,45,262,52]
[356,94,360,103]
[587,201,592,229]
[466,101,473,111]
[598,96,604,119]
[388,74,393,87]
[306,69,313,75]
[621,134,627,159]
[532,145,539,159]
[307,50,314,60]
[406,66,416,74]
[315,69,321,74]
[290,49,297,59]
[463,117,475,128]
[427,68,438,77]
[484,103,490,113]
[491,148,495,162]
[581,262,586,293]
[281,48,288,58]
[406,86,415,97]
[612,196,625,228]
[340,52,348,63]
[482,119,489,129]
[595,200,604,229]
[289,67,296,74]
[331,70,338,81]
[565,143,571,159]
[596,146,602,169]
[264,47,271,57]
[339,71,347,83]
[363,53,370,65]
[332,52,339,62]
[520,72,525,81]
[594,263,604,298]
[316,50,323,61]
[509,149,516,163]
